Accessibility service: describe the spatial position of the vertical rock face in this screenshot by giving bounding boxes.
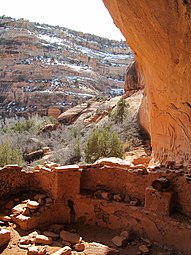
[124,61,144,97]
[103,0,191,165]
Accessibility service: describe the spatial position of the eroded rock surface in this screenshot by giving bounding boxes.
[103,0,191,165]
[0,16,133,118]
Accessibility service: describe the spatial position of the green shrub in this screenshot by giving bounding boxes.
[112,97,128,124]
[2,115,56,134]
[12,119,34,133]
[84,125,124,163]
[0,139,23,166]
[71,126,81,162]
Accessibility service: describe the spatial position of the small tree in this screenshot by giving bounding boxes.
[84,127,100,163]
[112,96,128,124]
[84,125,124,163]
[71,126,81,162]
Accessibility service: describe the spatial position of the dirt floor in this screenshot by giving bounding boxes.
[0,222,182,255]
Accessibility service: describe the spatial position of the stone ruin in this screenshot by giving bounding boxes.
[0,158,191,254]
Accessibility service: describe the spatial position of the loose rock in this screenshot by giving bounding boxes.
[43,231,59,241]
[35,234,53,245]
[12,204,26,215]
[28,246,39,255]
[20,235,31,245]
[139,244,150,254]
[38,246,48,255]
[60,230,81,244]
[84,242,119,255]
[27,200,39,210]
[51,246,72,255]
[111,235,128,247]
[74,242,85,252]
[22,207,31,216]
[0,228,11,247]
[113,194,124,202]
[120,230,131,241]
[101,191,113,200]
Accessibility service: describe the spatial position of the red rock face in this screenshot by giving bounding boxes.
[103,0,191,165]
[124,61,144,97]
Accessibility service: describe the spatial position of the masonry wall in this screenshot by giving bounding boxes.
[80,166,191,217]
[1,164,191,254]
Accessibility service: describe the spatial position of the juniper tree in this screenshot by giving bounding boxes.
[112,96,128,124]
[84,125,124,163]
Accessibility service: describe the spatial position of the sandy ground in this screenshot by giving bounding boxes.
[0,222,180,255]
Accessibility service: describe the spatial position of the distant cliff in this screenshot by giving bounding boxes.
[0,16,133,118]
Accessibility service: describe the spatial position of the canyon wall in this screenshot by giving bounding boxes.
[0,16,133,118]
[103,0,191,165]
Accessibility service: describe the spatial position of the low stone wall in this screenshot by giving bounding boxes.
[80,166,191,217]
[1,163,191,254]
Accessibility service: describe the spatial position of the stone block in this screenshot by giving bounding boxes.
[0,229,11,247]
[145,186,172,216]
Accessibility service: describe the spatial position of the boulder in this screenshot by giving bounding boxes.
[11,214,30,230]
[38,246,48,255]
[43,231,59,241]
[0,215,11,222]
[35,234,53,245]
[120,230,131,241]
[60,230,81,244]
[74,242,85,252]
[12,203,26,215]
[27,200,39,210]
[111,235,128,247]
[51,246,72,255]
[58,104,88,125]
[27,246,39,255]
[0,229,11,247]
[84,242,119,255]
[94,157,132,168]
[22,207,31,216]
[20,235,31,245]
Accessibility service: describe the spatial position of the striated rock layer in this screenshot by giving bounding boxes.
[103,0,191,165]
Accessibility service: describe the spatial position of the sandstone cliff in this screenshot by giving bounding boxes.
[0,16,134,118]
[124,61,144,97]
[103,0,191,165]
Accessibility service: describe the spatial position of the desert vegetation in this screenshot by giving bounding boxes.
[0,96,146,167]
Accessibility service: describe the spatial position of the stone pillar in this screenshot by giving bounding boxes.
[144,186,172,216]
